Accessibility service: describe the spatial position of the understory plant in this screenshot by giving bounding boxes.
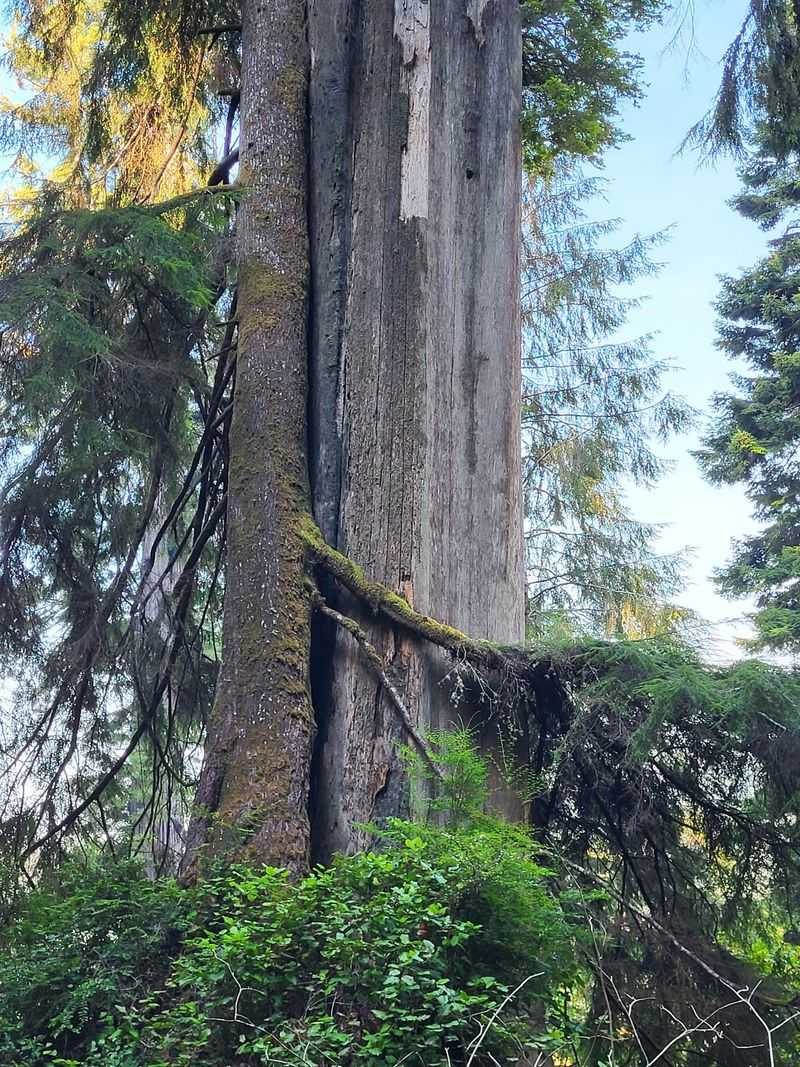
[0,816,585,1066]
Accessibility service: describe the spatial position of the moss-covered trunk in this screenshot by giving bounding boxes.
[180,0,313,879]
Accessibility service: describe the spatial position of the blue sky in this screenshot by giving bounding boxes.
[597,2,770,658]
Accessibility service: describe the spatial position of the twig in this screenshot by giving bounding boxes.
[563,855,800,1064]
[312,593,443,780]
[465,973,543,1066]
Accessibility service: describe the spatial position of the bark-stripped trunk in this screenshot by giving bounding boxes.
[181,0,313,879]
[308,0,525,859]
[184,0,524,874]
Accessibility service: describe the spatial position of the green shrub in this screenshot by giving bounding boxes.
[0,858,189,1067]
[0,821,583,1066]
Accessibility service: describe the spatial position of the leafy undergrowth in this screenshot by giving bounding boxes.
[0,820,587,1067]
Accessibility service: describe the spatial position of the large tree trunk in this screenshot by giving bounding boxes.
[181,0,314,879]
[308,0,525,859]
[184,0,524,874]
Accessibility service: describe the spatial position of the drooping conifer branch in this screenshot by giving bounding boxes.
[301,512,800,1050]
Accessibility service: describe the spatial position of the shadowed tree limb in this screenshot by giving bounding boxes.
[311,590,443,780]
[300,516,511,672]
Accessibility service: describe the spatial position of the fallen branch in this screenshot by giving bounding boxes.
[300,516,512,673]
[311,591,443,780]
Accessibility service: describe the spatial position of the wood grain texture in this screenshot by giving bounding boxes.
[308,0,525,859]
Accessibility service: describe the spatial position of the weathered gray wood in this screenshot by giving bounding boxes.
[307,0,355,546]
[184,0,525,872]
[181,0,314,879]
[308,0,525,858]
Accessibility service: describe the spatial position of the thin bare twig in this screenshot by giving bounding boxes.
[312,592,443,780]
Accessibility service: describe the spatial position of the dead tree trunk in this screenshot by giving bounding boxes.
[181,0,314,879]
[308,0,525,859]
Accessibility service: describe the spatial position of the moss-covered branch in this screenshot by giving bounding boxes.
[299,515,512,672]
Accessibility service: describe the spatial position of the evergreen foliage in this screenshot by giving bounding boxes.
[697,150,800,651]
[496,637,800,1063]
[0,186,236,864]
[687,0,800,159]
[0,0,240,861]
[2,0,235,200]
[520,0,669,172]
[521,163,691,636]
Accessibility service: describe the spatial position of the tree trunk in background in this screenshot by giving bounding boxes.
[180,0,314,879]
[308,0,525,859]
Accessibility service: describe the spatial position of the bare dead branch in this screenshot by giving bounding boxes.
[311,592,443,781]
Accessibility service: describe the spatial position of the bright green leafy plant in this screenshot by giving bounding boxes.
[0,817,584,1067]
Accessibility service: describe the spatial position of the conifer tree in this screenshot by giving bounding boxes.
[0,0,676,869]
[689,3,800,654]
[522,163,691,637]
[688,0,800,159]
[4,4,800,1064]
[697,149,800,652]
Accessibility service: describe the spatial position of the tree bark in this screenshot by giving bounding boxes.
[307,0,525,859]
[183,0,524,874]
[181,0,314,879]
